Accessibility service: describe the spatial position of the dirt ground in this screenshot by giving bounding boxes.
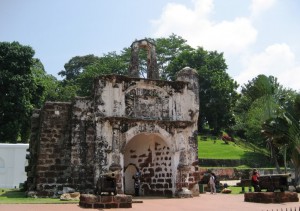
[1,193,300,211]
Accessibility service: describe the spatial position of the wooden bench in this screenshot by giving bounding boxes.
[238,179,253,193]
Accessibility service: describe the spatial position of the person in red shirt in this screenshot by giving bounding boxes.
[251,169,261,192]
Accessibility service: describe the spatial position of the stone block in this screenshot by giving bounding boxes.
[100,195,113,203]
[114,194,132,203]
[244,192,299,203]
[79,202,93,208]
[105,203,118,208]
[93,203,104,209]
[119,203,132,208]
[80,194,97,203]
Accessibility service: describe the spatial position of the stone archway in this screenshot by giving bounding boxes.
[128,39,159,79]
[123,133,173,196]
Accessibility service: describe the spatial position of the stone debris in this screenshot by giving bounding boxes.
[60,192,80,201]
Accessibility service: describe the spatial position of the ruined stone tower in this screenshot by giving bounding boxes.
[26,39,200,197]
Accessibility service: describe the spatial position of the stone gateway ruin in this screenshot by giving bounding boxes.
[25,39,200,197]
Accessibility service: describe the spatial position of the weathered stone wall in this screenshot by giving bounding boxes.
[70,97,95,191]
[26,102,72,196]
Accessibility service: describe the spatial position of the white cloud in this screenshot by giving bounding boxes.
[197,18,257,54]
[236,43,300,91]
[250,0,276,18]
[151,0,300,91]
[151,0,257,54]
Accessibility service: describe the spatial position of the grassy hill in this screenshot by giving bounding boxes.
[198,136,273,168]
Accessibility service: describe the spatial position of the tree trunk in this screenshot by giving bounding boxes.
[271,145,282,174]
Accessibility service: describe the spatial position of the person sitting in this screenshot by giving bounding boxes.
[251,169,261,192]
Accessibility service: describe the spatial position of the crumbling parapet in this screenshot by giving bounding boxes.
[128,39,159,79]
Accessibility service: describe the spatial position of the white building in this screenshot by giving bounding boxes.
[0,143,29,188]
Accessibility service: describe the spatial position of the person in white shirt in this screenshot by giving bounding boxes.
[209,173,216,194]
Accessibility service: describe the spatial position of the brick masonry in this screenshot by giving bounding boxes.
[79,194,132,209]
[244,192,299,203]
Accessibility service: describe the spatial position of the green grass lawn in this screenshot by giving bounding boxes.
[198,137,272,168]
[198,139,247,159]
[0,188,78,204]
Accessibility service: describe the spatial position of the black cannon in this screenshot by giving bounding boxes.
[95,172,117,196]
[258,174,291,192]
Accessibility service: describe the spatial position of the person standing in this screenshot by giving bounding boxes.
[132,171,141,196]
[209,173,216,194]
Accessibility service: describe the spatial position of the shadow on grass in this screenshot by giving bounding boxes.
[0,189,26,198]
[240,151,273,168]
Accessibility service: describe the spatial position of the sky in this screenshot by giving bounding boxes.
[1,0,299,91]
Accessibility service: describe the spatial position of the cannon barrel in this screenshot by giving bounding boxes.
[259,173,291,192]
[99,171,119,178]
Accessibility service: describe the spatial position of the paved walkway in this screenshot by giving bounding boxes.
[1,193,300,211]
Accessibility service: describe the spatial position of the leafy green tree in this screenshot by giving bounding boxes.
[58,54,99,81]
[154,34,193,79]
[0,42,38,143]
[234,75,282,142]
[236,74,297,172]
[166,47,239,134]
[76,52,128,96]
[262,93,300,181]
[30,58,62,105]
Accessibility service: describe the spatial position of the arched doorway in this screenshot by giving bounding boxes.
[123,133,173,196]
[124,164,138,195]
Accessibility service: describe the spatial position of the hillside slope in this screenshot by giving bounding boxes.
[198,138,273,168]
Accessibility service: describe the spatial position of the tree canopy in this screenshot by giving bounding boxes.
[166,47,239,134]
[0,42,38,142]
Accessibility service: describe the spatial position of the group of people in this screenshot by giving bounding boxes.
[132,168,260,197]
[208,169,261,194]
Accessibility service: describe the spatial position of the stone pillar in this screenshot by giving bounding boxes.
[176,67,199,105]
